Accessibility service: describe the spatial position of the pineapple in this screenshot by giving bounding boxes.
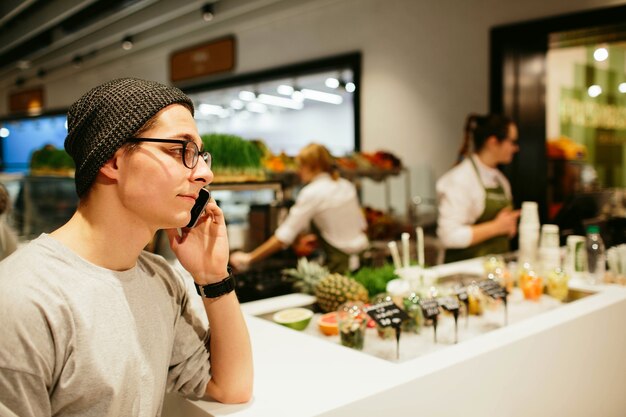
[283,258,330,295]
[314,273,369,313]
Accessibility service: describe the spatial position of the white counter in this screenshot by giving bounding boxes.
[163,259,626,417]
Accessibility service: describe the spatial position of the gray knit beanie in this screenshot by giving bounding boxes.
[64,77,194,197]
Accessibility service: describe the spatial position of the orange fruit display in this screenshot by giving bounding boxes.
[318,312,339,336]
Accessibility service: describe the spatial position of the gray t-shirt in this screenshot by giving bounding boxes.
[0,234,211,417]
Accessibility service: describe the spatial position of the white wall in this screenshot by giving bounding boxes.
[2,0,623,213]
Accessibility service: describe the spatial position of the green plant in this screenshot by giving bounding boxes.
[30,144,75,171]
[201,133,263,170]
[349,263,398,298]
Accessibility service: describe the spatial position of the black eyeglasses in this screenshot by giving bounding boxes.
[127,138,211,169]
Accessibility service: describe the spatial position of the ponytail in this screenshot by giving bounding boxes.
[457,114,478,164]
[457,113,513,164]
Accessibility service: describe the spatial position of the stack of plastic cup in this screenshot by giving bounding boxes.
[539,224,561,276]
[518,201,540,264]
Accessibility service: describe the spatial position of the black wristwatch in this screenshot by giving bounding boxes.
[194,267,236,298]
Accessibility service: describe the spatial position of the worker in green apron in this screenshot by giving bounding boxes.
[436,114,521,263]
[230,143,369,274]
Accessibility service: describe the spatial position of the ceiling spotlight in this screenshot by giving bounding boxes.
[619,82,626,94]
[593,47,608,62]
[587,85,602,98]
[345,82,356,93]
[121,36,134,50]
[36,68,47,79]
[72,55,83,68]
[15,77,25,87]
[202,3,214,22]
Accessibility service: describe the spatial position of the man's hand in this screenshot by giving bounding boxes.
[166,199,230,284]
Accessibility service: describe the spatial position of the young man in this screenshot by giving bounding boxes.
[0,78,253,416]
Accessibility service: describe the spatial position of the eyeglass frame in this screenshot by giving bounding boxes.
[126,138,211,170]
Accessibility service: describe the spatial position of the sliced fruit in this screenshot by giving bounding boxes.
[318,311,339,336]
[273,308,313,331]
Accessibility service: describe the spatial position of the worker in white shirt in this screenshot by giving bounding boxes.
[229,143,369,273]
[436,114,521,263]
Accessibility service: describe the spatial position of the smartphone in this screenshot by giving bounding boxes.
[186,188,211,228]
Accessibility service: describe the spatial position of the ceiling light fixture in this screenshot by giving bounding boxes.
[587,85,602,98]
[202,3,215,22]
[277,85,294,96]
[199,103,228,117]
[257,94,304,110]
[72,55,83,68]
[345,82,356,93]
[593,47,608,62]
[230,99,244,110]
[0,128,10,138]
[301,89,343,104]
[619,82,626,94]
[239,90,256,101]
[246,102,267,113]
[36,68,47,79]
[325,77,339,89]
[121,36,134,50]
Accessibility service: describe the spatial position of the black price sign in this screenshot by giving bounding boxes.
[419,298,440,320]
[455,287,469,303]
[478,280,508,300]
[438,296,460,313]
[364,301,409,328]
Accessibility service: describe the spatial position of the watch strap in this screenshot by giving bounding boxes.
[194,268,236,298]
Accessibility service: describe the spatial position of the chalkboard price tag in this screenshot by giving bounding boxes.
[419,298,440,320]
[364,300,409,328]
[438,296,460,312]
[478,279,508,300]
[455,287,469,303]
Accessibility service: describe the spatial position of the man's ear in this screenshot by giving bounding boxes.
[99,154,120,180]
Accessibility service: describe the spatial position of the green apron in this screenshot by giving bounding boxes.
[310,223,352,274]
[444,158,511,263]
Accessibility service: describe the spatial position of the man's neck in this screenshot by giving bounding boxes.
[51,197,154,271]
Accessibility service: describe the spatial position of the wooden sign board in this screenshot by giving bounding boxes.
[9,87,44,114]
[170,36,235,83]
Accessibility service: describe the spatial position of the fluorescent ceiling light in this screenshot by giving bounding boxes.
[291,91,304,102]
[239,91,256,101]
[246,102,267,113]
[230,99,244,110]
[199,103,228,117]
[325,77,339,89]
[301,89,343,104]
[257,94,303,110]
[277,85,294,95]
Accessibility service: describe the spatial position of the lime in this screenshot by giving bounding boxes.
[273,308,313,331]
